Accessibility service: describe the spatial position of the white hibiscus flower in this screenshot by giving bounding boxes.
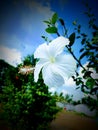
[34,36,76,88]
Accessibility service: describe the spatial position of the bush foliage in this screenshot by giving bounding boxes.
[0,56,60,130]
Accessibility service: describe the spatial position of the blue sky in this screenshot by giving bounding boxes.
[0,0,98,100]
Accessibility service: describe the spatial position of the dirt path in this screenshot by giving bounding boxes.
[50,110,98,130]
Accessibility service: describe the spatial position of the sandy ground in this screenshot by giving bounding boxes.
[49,110,98,130]
[0,110,98,130]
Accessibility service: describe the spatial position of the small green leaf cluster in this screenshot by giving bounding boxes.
[44,13,58,34]
[44,13,68,37]
[53,92,73,104]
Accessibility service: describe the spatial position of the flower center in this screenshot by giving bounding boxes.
[50,57,55,63]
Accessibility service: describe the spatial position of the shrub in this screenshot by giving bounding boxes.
[0,64,60,130]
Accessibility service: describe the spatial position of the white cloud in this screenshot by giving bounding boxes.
[90,69,98,79]
[0,33,35,59]
[0,45,22,66]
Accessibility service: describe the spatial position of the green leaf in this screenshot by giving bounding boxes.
[69,33,75,46]
[41,36,48,41]
[59,18,65,25]
[51,13,58,24]
[45,27,57,34]
[78,25,81,29]
[86,78,95,89]
[83,71,92,78]
[81,38,86,44]
[76,87,80,89]
[77,25,81,33]
[81,33,87,37]
[43,20,51,25]
[76,36,81,39]
[79,51,88,60]
[80,48,84,53]
[92,24,98,30]
[73,21,77,25]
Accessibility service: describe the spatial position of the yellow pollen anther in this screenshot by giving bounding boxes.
[50,57,55,63]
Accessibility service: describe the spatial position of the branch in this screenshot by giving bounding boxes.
[66,45,98,87]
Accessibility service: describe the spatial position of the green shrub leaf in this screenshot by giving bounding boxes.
[59,18,65,25]
[45,27,57,33]
[86,78,95,89]
[51,13,58,24]
[69,32,75,46]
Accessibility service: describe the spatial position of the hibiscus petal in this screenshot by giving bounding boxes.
[34,59,49,82]
[49,36,70,57]
[54,54,76,81]
[34,43,49,59]
[42,65,65,88]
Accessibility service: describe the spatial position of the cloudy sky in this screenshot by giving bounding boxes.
[0,0,98,100]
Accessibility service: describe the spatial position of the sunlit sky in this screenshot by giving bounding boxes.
[0,0,98,100]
